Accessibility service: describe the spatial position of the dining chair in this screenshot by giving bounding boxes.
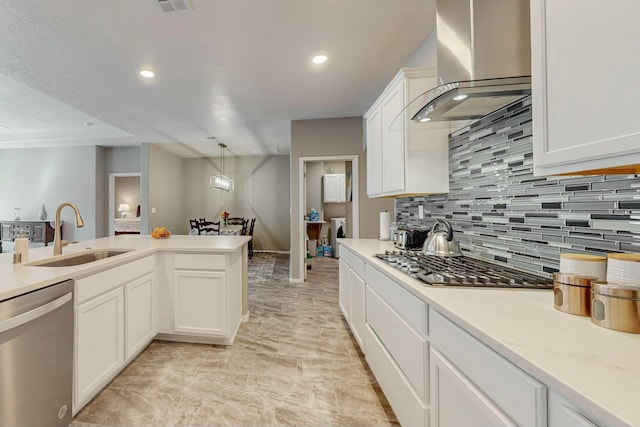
[189,219,200,234]
[199,220,220,235]
[227,217,244,225]
[248,218,256,259]
[240,218,249,235]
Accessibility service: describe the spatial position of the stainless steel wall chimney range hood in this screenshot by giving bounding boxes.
[410,0,531,123]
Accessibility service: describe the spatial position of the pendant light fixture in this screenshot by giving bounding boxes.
[209,141,234,192]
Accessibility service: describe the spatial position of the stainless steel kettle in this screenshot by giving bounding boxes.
[422,219,462,257]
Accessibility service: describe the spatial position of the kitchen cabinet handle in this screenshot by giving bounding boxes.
[0,292,72,333]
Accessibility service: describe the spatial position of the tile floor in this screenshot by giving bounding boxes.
[72,253,399,427]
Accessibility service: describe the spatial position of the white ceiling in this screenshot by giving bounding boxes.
[0,0,435,157]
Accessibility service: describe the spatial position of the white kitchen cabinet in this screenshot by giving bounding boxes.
[173,270,227,336]
[73,256,155,414]
[429,310,546,427]
[338,245,366,349]
[548,390,602,427]
[364,67,450,197]
[156,252,242,344]
[366,264,428,403]
[365,323,429,427]
[430,348,516,427]
[381,80,406,194]
[531,0,640,175]
[323,173,346,203]
[365,108,382,195]
[124,272,155,361]
[348,268,365,348]
[75,286,124,411]
[364,263,428,427]
[338,257,349,320]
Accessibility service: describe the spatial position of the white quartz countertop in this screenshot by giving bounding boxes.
[340,239,639,427]
[0,234,251,302]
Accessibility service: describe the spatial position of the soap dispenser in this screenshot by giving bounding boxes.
[15,229,29,263]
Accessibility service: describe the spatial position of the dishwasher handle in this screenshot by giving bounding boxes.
[0,292,72,334]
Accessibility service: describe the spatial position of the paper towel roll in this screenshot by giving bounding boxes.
[379,211,391,240]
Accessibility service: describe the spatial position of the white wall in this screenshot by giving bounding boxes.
[0,146,99,243]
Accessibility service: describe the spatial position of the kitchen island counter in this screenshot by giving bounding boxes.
[0,234,251,302]
[341,238,639,427]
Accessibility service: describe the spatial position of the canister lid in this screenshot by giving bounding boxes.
[607,253,640,262]
[553,273,598,287]
[560,253,606,262]
[592,281,640,299]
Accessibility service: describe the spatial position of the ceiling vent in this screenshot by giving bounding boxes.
[157,0,190,12]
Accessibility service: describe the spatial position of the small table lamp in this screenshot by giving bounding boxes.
[118,203,131,218]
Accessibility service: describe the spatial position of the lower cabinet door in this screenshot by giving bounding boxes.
[32,224,45,242]
[338,258,350,320]
[430,348,516,427]
[348,269,365,348]
[173,270,227,336]
[125,273,155,361]
[75,287,124,412]
[0,223,11,240]
[548,390,600,427]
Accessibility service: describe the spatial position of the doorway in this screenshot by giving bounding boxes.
[298,155,359,281]
[108,173,141,236]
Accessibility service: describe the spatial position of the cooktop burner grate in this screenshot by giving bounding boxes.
[374,250,553,289]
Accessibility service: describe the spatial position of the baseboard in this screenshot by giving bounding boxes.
[255,250,290,254]
[154,333,232,346]
[242,310,250,322]
[289,276,304,283]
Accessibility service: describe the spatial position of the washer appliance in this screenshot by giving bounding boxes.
[330,217,347,258]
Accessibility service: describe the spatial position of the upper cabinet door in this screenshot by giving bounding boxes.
[531,0,640,175]
[364,67,450,198]
[323,174,346,203]
[381,80,406,194]
[365,107,383,197]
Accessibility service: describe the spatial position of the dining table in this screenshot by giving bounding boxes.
[219,224,243,236]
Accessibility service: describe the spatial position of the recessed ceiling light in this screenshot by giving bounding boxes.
[452,94,468,101]
[140,69,155,78]
[312,55,328,64]
[419,117,432,123]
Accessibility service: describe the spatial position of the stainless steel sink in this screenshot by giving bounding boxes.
[26,249,133,267]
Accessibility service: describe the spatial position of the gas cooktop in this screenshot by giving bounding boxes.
[374,250,553,289]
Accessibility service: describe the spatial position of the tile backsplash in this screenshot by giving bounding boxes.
[395,96,640,277]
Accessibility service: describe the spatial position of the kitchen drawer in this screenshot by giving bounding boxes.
[367,286,427,403]
[339,245,352,265]
[174,253,226,270]
[76,256,154,304]
[430,310,547,427]
[340,246,365,279]
[366,264,426,335]
[365,323,428,427]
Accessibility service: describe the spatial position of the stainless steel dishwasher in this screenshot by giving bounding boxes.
[0,280,73,427]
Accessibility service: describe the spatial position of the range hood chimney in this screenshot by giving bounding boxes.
[411,0,531,123]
